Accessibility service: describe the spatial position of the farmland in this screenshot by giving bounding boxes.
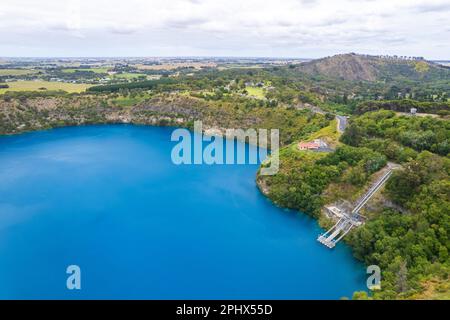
[61,68,110,74]
[113,73,147,80]
[0,69,39,76]
[0,80,91,94]
[134,61,217,71]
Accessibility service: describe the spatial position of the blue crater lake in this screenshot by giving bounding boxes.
[0,125,366,299]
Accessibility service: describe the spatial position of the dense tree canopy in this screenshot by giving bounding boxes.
[342,110,450,158]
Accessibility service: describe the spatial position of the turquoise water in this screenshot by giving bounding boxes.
[0,125,366,299]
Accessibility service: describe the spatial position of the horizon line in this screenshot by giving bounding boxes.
[1,54,448,61]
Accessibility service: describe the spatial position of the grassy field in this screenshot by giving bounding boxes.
[111,97,143,107]
[307,119,341,147]
[245,86,265,99]
[134,62,216,71]
[113,73,147,80]
[62,68,109,74]
[0,69,39,76]
[0,81,92,94]
[111,94,151,107]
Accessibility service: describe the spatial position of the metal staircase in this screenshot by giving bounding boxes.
[318,167,394,249]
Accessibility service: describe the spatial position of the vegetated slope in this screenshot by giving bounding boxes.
[297,53,450,82]
[258,110,450,299]
[0,93,329,146]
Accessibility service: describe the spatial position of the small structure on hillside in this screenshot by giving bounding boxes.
[298,141,320,150]
[298,139,330,151]
[325,206,347,219]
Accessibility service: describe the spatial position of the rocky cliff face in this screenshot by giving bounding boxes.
[0,95,206,135]
[0,94,279,136]
[299,53,379,81]
[297,53,446,82]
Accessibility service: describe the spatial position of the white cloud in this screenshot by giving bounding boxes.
[0,0,448,58]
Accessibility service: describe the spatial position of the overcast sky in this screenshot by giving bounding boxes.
[0,0,449,59]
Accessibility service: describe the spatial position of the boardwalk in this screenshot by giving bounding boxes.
[317,217,357,248]
[317,164,398,249]
[351,169,393,215]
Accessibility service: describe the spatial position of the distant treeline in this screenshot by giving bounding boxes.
[356,99,450,115]
[87,78,175,93]
[1,90,69,101]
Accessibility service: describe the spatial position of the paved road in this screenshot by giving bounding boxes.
[336,115,348,133]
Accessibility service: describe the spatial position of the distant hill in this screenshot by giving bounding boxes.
[297,53,450,82]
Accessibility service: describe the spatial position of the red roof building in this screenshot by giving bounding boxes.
[298,141,320,150]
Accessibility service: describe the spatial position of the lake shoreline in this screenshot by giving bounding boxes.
[0,124,366,299]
